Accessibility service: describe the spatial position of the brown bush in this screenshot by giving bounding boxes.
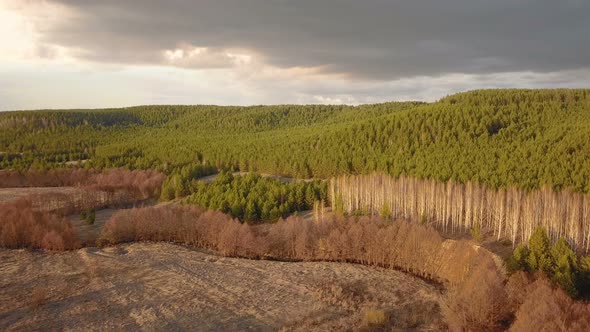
[41,231,66,251]
[98,205,494,289]
[442,256,511,331]
[0,169,95,188]
[510,276,590,332]
[0,198,79,250]
[89,168,165,200]
[505,271,533,309]
[30,287,48,309]
[1,169,165,215]
[98,205,258,259]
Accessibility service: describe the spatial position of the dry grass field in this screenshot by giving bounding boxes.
[0,187,83,204]
[0,243,444,331]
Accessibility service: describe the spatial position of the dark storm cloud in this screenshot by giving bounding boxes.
[41,0,590,79]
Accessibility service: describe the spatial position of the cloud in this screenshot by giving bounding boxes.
[1,0,590,110]
[12,0,590,80]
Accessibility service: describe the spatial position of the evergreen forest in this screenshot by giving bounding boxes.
[2,89,590,193]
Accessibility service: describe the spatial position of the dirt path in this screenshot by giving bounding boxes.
[0,243,444,331]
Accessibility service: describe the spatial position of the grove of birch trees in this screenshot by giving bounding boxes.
[330,174,590,252]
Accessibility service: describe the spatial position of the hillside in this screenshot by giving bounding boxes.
[1,89,590,192]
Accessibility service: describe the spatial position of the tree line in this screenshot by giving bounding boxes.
[0,168,165,215]
[97,205,589,331]
[330,174,590,252]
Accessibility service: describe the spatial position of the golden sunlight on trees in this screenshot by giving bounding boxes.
[331,174,590,252]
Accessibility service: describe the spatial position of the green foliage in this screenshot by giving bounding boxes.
[578,256,590,298]
[334,194,344,215]
[159,162,217,200]
[379,202,392,220]
[185,172,327,222]
[420,213,428,225]
[507,244,530,273]
[81,208,95,225]
[3,89,590,194]
[507,227,589,298]
[550,238,579,297]
[526,227,553,273]
[470,222,483,243]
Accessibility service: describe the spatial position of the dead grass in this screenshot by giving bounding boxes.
[30,287,47,310]
[85,259,99,279]
[313,279,372,310]
[0,243,443,331]
[364,309,387,326]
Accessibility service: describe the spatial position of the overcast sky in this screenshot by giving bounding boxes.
[1,0,590,110]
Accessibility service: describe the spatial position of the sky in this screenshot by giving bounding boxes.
[1,0,590,110]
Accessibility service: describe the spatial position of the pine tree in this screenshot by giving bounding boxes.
[527,227,553,273]
[550,238,579,297]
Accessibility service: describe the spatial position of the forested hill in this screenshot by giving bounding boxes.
[1,89,590,192]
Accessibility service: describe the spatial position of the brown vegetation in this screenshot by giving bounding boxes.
[443,257,511,331]
[29,288,48,310]
[98,205,496,286]
[98,204,590,330]
[0,243,443,331]
[0,168,95,188]
[4,197,588,330]
[0,168,164,198]
[509,276,590,332]
[364,309,387,327]
[331,174,590,252]
[88,169,165,200]
[0,198,79,250]
[0,168,165,215]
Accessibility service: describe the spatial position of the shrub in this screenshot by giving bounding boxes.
[470,222,483,243]
[98,205,495,288]
[550,238,579,297]
[85,209,96,225]
[30,287,47,309]
[507,244,530,273]
[41,231,66,251]
[526,227,552,273]
[364,309,388,326]
[314,279,370,310]
[379,202,392,220]
[0,198,79,250]
[505,271,533,308]
[510,276,590,331]
[578,256,590,298]
[442,257,510,331]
